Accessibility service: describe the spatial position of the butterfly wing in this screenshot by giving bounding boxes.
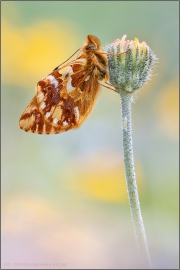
[19,59,100,134]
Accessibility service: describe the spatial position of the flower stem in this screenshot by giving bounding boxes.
[120,91,152,268]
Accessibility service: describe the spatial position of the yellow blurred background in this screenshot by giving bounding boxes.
[2,1,179,269]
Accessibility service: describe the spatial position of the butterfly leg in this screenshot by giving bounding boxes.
[101,49,131,56]
[100,81,131,94]
[105,82,132,93]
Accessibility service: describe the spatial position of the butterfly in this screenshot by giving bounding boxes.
[19,35,129,134]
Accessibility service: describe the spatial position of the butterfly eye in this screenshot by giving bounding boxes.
[86,44,96,50]
[99,69,106,77]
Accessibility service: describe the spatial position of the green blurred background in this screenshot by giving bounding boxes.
[2,1,179,269]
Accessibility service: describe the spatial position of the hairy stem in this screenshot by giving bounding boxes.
[120,91,152,268]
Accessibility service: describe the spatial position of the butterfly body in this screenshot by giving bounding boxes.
[19,35,111,134]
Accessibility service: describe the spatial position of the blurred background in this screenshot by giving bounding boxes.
[1,1,179,269]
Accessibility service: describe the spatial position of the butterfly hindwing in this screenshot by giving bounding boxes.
[19,58,100,134]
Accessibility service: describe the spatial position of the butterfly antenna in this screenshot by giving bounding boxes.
[53,48,81,71]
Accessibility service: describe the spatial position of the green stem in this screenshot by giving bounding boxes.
[120,91,152,268]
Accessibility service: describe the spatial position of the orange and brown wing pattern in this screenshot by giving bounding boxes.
[19,59,100,134]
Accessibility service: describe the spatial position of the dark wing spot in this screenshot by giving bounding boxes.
[71,73,84,88]
[72,64,83,73]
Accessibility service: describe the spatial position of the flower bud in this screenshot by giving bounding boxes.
[105,35,157,93]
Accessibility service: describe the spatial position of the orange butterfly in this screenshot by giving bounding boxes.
[19,35,129,134]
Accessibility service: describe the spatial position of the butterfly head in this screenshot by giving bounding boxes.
[84,35,101,51]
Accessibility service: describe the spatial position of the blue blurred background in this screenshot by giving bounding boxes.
[2,1,179,269]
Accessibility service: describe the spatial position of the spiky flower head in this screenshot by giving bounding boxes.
[105,35,157,94]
